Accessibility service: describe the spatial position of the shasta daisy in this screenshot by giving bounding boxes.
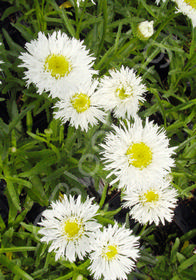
[39,194,101,262]
[122,179,178,225]
[89,222,140,280]
[100,117,176,187]
[54,80,105,131]
[19,31,97,97]
[97,66,146,119]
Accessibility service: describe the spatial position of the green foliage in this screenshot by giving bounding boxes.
[0,0,196,279]
[135,232,196,280]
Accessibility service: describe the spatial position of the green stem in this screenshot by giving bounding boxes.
[137,10,178,76]
[96,0,107,57]
[74,0,79,33]
[153,9,177,41]
[0,255,34,280]
[0,247,36,253]
[75,0,88,39]
[173,28,196,88]
[139,223,147,236]
[99,183,108,208]
[55,271,74,280]
[78,259,91,270]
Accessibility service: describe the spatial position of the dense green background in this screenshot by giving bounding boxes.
[0,0,196,279]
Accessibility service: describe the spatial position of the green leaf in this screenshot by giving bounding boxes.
[99,182,108,208]
[180,229,196,242]
[178,255,196,272]
[26,175,48,206]
[8,104,35,134]
[20,222,40,234]
[0,247,36,253]
[2,28,23,53]
[0,255,34,280]
[14,196,34,226]
[176,252,186,263]
[181,269,196,279]
[6,179,21,212]
[166,99,196,112]
[54,271,74,280]
[0,215,6,230]
[6,176,32,189]
[1,6,21,21]
[0,269,5,279]
[171,276,180,280]
[50,0,75,37]
[19,153,57,177]
[170,237,180,263]
[11,22,33,42]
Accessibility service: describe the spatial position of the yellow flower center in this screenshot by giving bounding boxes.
[63,218,83,240]
[44,54,72,79]
[103,245,118,261]
[143,190,159,203]
[115,87,131,100]
[71,93,91,113]
[184,0,196,9]
[126,142,152,169]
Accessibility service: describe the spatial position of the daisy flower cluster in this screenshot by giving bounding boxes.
[39,194,140,280]
[101,117,178,226]
[19,7,179,276]
[19,31,104,131]
[19,31,147,131]
[97,66,146,119]
[19,28,178,228]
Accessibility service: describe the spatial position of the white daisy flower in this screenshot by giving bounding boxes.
[97,66,146,119]
[76,0,96,6]
[122,179,178,226]
[155,0,160,4]
[89,222,140,280]
[155,0,166,5]
[39,194,101,262]
[173,0,196,27]
[100,117,176,187]
[54,80,105,131]
[137,21,154,40]
[19,31,97,97]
